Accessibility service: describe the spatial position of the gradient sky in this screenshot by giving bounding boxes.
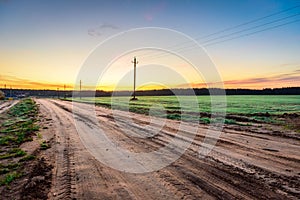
[0,0,299,90]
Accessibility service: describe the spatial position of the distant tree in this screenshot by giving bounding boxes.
[0,90,5,100]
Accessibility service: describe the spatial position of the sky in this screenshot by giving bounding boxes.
[0,0,300,90]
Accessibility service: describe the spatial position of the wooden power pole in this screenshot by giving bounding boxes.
[131,57,138,100]
[64,84,66,99]
[80,80,82,99]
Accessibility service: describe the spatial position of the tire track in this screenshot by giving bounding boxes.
[37,99,75,199]
[39,99,176,199]
[62,101,266,198]
[0,100,18,114]
[39,99,300,199]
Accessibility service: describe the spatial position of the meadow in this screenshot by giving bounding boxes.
[71,95,300,124]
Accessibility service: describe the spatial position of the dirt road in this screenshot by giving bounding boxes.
[36,99,300,199]
[0,100,18,114]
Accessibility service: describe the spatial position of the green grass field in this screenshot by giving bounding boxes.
[70,95,300,124]
[73,95,300,114]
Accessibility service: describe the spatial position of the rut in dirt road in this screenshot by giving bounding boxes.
[36,99,300,200]
[38,99,75,199]
[0,100,18,114]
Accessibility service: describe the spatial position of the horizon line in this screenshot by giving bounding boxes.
[1,86,299,92]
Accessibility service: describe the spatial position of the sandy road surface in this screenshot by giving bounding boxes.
[36,99,300,200]
[0,100,18,114]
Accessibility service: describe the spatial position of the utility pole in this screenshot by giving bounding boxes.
[64,84,66,99]
[80,80,82,99]
[57,88,59,99]
[131,57,138,100]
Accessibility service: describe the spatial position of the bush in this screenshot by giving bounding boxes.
[0,90,5,100]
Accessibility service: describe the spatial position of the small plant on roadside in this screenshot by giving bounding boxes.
[224,119,238,125]
[0,168,10,175]
[0,171,22,186]
[0,163,20,175]
[40,141,50,150]
[200,117,210,124]
[0,148,26,160]
[36,132,42,139]
[19,155,35,162]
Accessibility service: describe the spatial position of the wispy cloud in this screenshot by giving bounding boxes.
[0,74,72,89]
[88,23,119,37]
[176,82,208,88]
[279,63,297,67]
[1,68,299,90]
[144,1,166,22]
[175,69,300,89]
[0,74,109,90]
[222,69,300,88]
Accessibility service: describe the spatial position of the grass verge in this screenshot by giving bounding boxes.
[0,98,39,186]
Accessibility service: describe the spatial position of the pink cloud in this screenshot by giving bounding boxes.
[144,1,167,22]
[175,69,300,89]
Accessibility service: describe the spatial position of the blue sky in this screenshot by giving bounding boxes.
[0,0,299,89]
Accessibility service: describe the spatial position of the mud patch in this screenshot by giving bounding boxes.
[21,157,52,199]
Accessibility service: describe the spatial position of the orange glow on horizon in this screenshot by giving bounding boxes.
[1,79,299,91]
[1,69,299,91]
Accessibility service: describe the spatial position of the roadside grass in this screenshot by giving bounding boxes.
[19,155,35,162]
[40,141,50,150]
[0,171,22,186]
[0,98,39,186]
[281,116,300,133]
[36,132,42,139]
[0,99,39,146]
[250,116,281,124]
[0,163,20,175]
[0,148,26,159]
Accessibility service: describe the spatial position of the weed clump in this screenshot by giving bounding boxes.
[40,141,50,150]
[0,171,22,185]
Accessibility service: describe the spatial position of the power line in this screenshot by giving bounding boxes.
[151,18,300,60]
[137,5,300,61]
[174,5,300,51]
[204,19,300,47]
[197,4,300,40]
[141,14,300,61]
[202,13,300,44]
[168,13,300,55]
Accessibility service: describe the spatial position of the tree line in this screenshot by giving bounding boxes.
[0,87,299,99]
